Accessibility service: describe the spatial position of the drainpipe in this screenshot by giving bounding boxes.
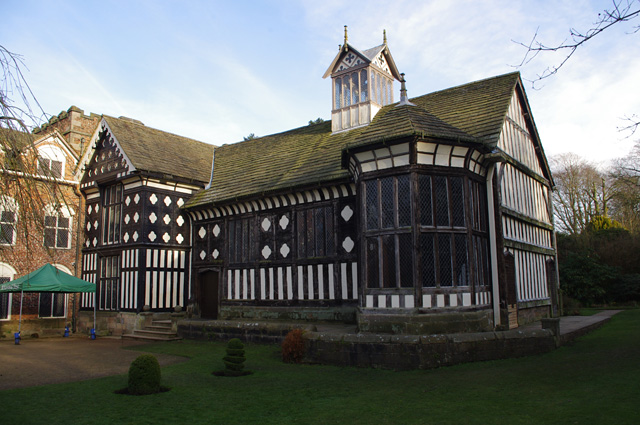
[486,163,501,328]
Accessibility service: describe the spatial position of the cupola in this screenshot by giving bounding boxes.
[323,27,402,133]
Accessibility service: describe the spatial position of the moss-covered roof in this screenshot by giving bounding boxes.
[185,72,524,209]
[103,116,215,184]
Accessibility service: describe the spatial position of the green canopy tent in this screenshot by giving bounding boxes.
[0,264,96,342]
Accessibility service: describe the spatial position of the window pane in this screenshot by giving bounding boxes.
[39,293,53,317]
[365,180,379,230]
[419,175,433,226]
[420,234,436,287]
[351,72,359,105]
[435,176,450,227]
[44,216,56,227]
[438,234,453,286]
[334,77,342,109]
[360,70,368,102]
[296,213,305,258]
[315,208,325,257]
[53,293,65,316]
[57,229,69,248]
[51,160,63,178]
[381,235,395,288]
[0,223,14,244]
[0,291,9,319]
[325,206,335,256]
[44,228,56,247]
[455,234,468,286]
[344,75,351,107]
[398,175,411,227]
[371,72,376,104]
[366,237,379,288]
[399,233,413,287]
[228,220,236,262]
[381,177,394,229]
[451,177,465,227]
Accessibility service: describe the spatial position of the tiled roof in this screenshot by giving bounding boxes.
[185,121,365,208]
[103,116,215,184]
[185,72,524,209]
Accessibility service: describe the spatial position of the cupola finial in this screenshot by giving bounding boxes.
[344,25,348,45]
[397,73,416,107]
[383,29,387,45]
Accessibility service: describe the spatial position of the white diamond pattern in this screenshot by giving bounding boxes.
[261,218,271,232]
[123,232,130,243]
[87,205,92,215]
[176,234,184,244]
[177,198,184,207]
[148,231,157,242]
[163,214,171,225]
[149,212,157,223]
[134,212,140,223]
[124,214,130,224]
[342,236,355,253]
[279,215,289,230]
[176,216,185,227]
[149,193,157,205]
[134,194,140,204]
[162,233,170,243]
[212,224,220,237]
[261,245,272,259]
[198,227,206,239]
[164,196,172,207]
[212,249,219,259]
[133,231,139,241]
[200,250,206,260]
[125,196,131,206]
[280,243,290,258]
[341,205,354,222]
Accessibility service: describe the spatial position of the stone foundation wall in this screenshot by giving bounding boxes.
[303,327,556,370]
[357,309,494,334]
[219,305,357,324]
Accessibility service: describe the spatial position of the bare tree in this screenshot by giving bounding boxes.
[610,140,640,232]
[1,45,73,266]
[551,154,614,234]
[515,1,640,136]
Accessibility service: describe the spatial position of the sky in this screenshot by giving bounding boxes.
[2,0,639,166]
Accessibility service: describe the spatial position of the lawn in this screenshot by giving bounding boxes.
[3,310,639,425]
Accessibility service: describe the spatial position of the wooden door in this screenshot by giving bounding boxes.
[199,270,219,319]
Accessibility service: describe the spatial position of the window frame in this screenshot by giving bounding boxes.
[102,184,123,245]
[98,255,120,311]
[43,205,73,249]
[0,196,18,246]
[0,264,15,320]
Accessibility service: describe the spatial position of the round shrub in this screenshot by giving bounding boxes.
[128,354,161,395]
[223,338,246,372]
[282,329,305,363]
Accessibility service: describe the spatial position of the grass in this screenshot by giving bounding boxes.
[3,310,640,425]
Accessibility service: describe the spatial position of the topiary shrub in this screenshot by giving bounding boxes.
[127,354,162,395]
[282,329,305,363]
[214,338,253,377]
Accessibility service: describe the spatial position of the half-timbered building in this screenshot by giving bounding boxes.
[77,116,214,334]
[183,32,558,332]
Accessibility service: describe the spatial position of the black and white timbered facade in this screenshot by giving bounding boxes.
[80,31,558,335]
[184,32,558,332]
[78,116,214,331]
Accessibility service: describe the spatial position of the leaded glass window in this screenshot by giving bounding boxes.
[44,213,71,249]
[229,217,254,264]
[102,185,122,245]
[99,255,119,311]
[334,77,342,109]
[360,70,368,102]
[351,72,359,105]
[296,205,334,259]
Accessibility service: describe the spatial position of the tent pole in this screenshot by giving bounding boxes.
[18,288,24,333]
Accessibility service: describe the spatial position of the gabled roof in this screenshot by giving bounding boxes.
[101,116,215,184]
[322,42,402,80]
[185,72,543,209]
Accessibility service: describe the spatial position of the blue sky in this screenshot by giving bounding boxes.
[2,0,639,164]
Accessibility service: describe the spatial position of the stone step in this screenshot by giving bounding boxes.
[122,333,182,342]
